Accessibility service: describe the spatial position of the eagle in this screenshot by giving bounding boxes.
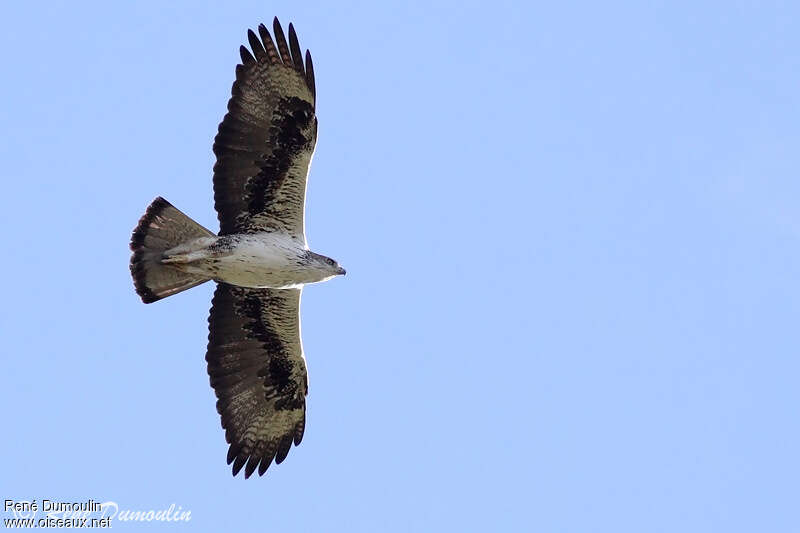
[129,18,345,478]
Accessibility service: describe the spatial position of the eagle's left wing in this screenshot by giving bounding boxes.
[206,284,308,478]
[212,18,317,241]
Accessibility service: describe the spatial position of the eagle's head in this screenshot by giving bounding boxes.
[304,251,346,282]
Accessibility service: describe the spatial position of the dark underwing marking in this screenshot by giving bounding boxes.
[234,289,303,410]
[246,96,314,217]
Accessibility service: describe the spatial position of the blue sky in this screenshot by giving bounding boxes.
[2,0,799,531]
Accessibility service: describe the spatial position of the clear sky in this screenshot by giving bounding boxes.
[2,0,799,531]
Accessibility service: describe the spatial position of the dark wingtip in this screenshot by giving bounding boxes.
[239,45,255,65]
[274,435,293,465]
[226,443,241,465]
[257,22,280,64]
[244,456,260,479]
[287,23,304,73]
[230,452,275,479]
[231,454,247,477]
[272,17,292,65]
[294,419,305,446]
[236,18,315,103]
[272,17,284,40]
[247,29,267,62]
[305,50,316,101]
[257,458,272,476]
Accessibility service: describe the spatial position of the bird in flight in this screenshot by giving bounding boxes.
[129,18,345,478]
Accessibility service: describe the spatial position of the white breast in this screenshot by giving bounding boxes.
[183,232,311,289]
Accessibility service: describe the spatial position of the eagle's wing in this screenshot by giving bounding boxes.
[213,18,317,241]
[206,284,308,478]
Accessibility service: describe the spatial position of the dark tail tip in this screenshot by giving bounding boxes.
[130,197,174,303]
[129,197,212,303]
[130,196,172,252]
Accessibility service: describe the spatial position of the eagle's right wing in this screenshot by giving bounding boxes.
[206,283,308,478]
[212,18,317,242]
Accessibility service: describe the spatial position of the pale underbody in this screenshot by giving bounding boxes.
[161,232,335,289]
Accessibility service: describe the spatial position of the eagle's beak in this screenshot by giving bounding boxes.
[337,267,347,276]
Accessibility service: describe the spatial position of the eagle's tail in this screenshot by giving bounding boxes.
[130,197,215,303]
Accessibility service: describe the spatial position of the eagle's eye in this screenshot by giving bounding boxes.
[325,258,335,266]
